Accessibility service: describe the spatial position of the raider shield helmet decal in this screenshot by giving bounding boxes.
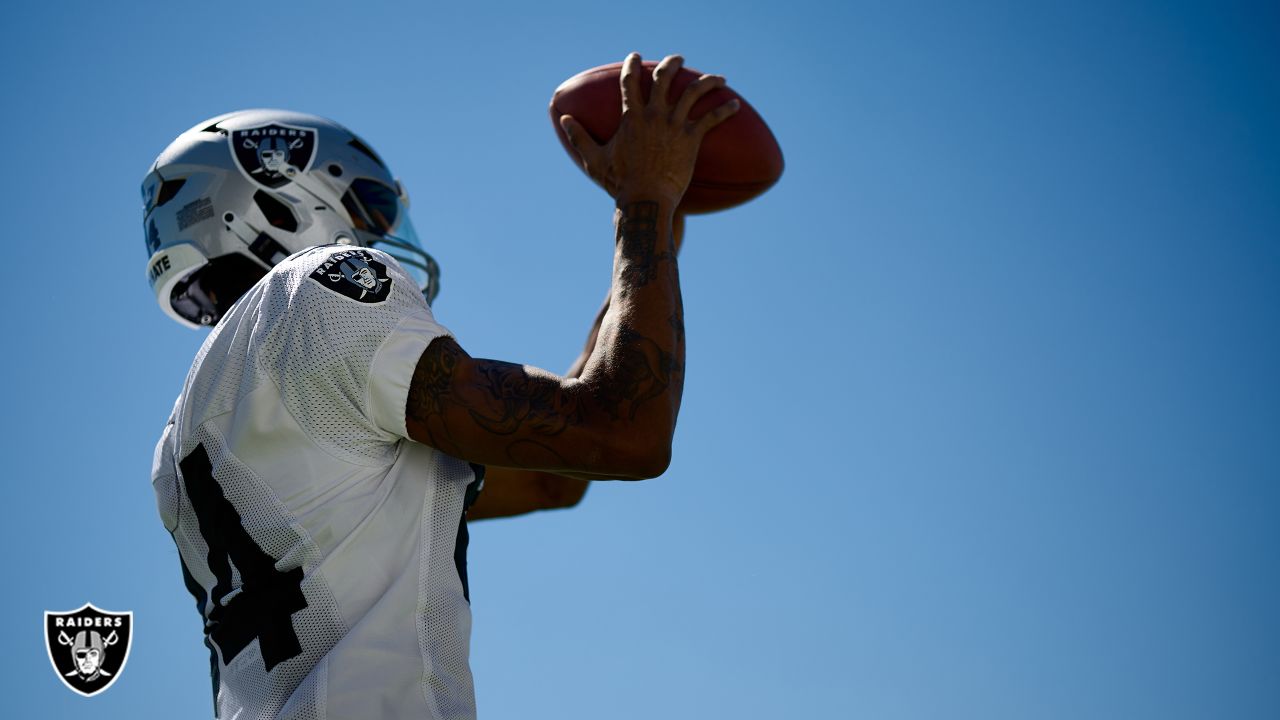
[230,122,318,189]
[44,603,133,697]
[310,248,393,303]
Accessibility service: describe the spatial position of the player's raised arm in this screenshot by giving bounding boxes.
[405,52,738,479]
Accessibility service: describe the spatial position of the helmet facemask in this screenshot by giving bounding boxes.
[339,177,440,305]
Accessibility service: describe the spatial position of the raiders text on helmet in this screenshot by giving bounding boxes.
[142,109,440,328]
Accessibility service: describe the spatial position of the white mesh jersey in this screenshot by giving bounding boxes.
[151,245,482,720]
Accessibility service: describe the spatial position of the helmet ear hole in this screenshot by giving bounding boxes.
[171,254,269,326]
[155,178,187,208]
[253,191,298,232]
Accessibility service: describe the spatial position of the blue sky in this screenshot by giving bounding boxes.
[2,1,1277,718]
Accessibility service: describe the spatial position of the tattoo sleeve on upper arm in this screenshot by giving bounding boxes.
[406,337,586,464]
[405,337,463,452]
[407,335,461,418]
[468,361,582,436]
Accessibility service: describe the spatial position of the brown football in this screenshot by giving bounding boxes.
[550,60,784,214]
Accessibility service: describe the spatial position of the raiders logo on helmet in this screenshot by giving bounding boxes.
[44,603,133,697]
[310,248,393,303]
[230,122,318,189]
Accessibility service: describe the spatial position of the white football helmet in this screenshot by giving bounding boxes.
[142,109,439,328]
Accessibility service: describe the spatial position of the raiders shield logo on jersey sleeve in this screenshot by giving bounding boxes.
[44,603,133,697]
[230,122,318,189]
[309,248,393,303]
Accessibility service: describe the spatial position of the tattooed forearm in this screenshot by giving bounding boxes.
[616,201,674,292]
[667,311,685,344]
[595,202,684,423]
[592,327,684,421]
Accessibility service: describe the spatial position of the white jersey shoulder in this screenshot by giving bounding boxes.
[152,245,481,720]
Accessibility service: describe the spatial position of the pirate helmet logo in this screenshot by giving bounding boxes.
[230,122,318,189]
[309,248,393,303]
[44,603,133,697]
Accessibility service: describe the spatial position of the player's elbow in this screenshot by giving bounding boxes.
[636,444,672,479]
[609,434,672,480]
[617,413,677,480]
[576,390,676,479]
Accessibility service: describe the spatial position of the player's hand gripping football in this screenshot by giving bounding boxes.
[559,53,740,207]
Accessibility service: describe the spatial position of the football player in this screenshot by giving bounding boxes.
[144,53,737,718]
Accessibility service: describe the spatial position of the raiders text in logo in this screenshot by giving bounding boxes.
[230,122,318,189]
[45,603,133,697]
[310,249,393,303]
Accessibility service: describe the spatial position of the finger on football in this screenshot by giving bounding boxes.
[651,55,683,108]
[559,115,600,166]
[620,52,643,113]
[674,74,726,123]
[694,97,740,135]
